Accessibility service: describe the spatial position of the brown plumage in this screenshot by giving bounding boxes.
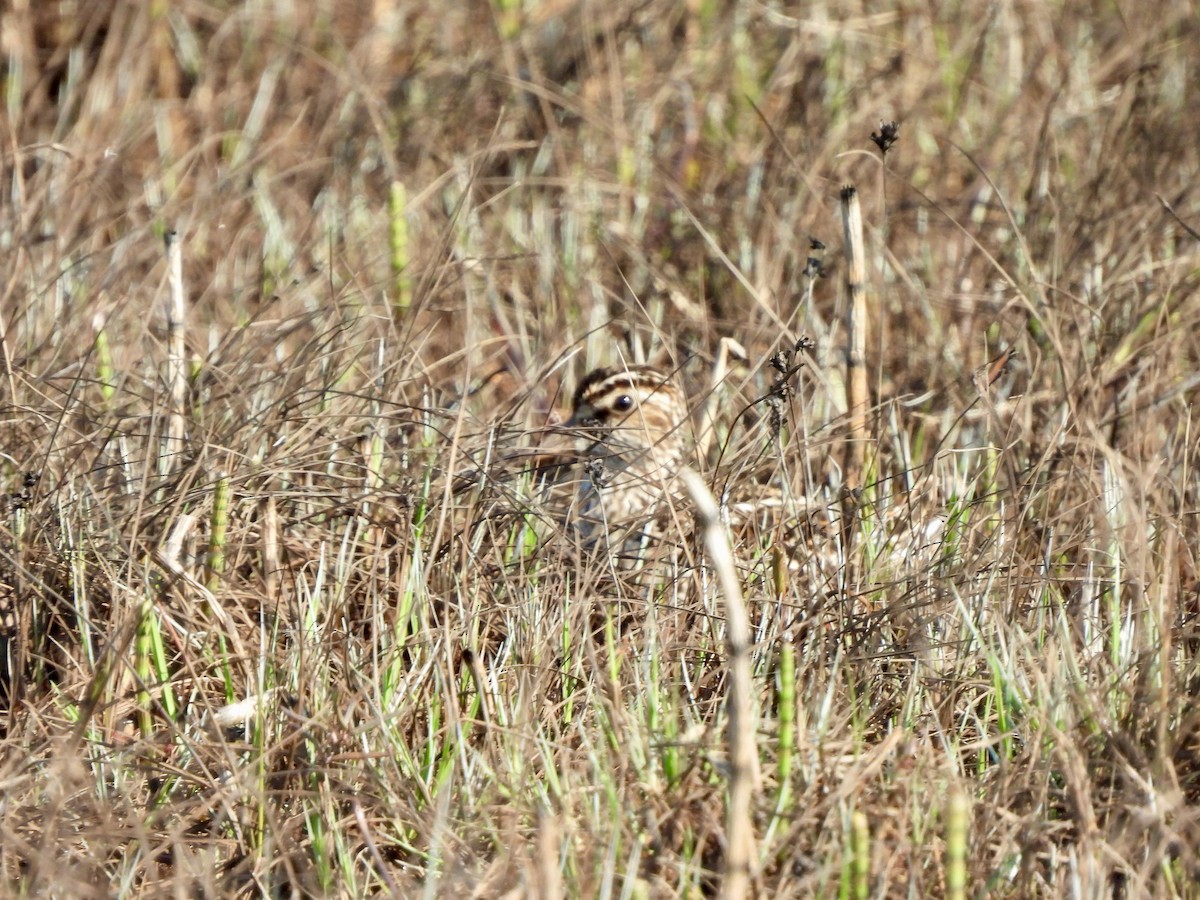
[563,364,691,550]
[560,363,947,575]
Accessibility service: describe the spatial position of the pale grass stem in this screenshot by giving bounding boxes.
[363,401,385,525]
[261,495,281,603]
[679,468,757,900]
[840,184,868,511]
[946,789,969,900]
[162,229,187,476]
[536,807,563,900]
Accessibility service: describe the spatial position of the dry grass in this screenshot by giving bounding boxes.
[2,0,1199,896]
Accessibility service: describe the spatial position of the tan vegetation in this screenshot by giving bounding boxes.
[1,0,1199,896]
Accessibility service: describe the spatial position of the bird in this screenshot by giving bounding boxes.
[558,364,693,558]
[556,360,948,581]
[452,348,951,583]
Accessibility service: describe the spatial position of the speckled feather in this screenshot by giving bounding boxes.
[564,365,690,548]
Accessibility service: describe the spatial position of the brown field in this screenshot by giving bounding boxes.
[2,1,1199,896]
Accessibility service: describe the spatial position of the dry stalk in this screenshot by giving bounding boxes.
[536,809,563,900]
[260,494,281,603]
[162,229,187,475]
[679,468,757,900]
[840,185,868,514]
[696,336,749,462]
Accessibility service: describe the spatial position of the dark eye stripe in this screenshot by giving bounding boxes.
[583,384,657,416]
[575,367,669,408]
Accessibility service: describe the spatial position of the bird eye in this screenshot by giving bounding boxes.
[613,394,634,412]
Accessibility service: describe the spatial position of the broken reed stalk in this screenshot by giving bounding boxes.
[163,230,187,475]
[840,186,868,508]
[679,468,757,900]
[945,789,969,900]
[260,495,281,603]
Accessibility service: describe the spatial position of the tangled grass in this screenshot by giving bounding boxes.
[1,1,1199,896]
